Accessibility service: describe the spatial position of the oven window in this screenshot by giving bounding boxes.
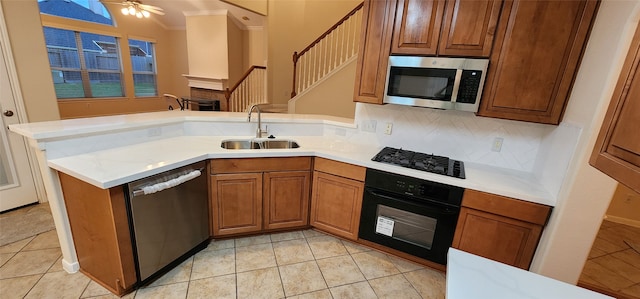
[375,204,437,250]
[387,67,456,101]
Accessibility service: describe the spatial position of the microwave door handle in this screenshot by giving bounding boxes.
[450,69,463,103]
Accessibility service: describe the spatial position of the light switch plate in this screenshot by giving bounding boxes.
[361,120,377,133]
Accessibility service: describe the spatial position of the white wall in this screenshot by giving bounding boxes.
[186,14,229,79]
[292,60,358,119]
[530,0,640,283]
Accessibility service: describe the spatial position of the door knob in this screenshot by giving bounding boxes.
[3,110,14,117]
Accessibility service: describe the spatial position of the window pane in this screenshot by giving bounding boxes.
[129,39,157,97]
[43,27,80,69]
[133,74,156,96]
[53,71,85,98]
[81,33,120,71]
[89,72,123,97]
[38,0,113,26]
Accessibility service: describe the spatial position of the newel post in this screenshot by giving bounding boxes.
[291,51,299,98]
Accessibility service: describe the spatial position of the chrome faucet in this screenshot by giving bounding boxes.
[247,104,268,138]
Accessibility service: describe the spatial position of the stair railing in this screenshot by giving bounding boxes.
[225,65,267,112]
[291,2,364,98]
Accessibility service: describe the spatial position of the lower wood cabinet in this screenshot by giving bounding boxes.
[310,158,366,241]
[209,157,312,237]
[58,172,136,296]
[263,171,311,230]
[210,173,263,236]
[452,189,552,269]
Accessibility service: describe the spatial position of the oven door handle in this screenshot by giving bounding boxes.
[366,188,460,215]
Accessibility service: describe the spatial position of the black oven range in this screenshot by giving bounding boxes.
[361,148,466,265]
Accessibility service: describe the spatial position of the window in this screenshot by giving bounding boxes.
[38,0,113,26]
[129,39,157,97]
[44,27,124,98]
[39,0,160,100]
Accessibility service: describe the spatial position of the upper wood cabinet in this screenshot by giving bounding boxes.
[392,0,502,57]
[353,0,397,104]
[391,0,444,55]
[477,0,600,124]
[452,189,552,269]
[439,0,503,57]
[354,0,504,105]
[590,22,640,194]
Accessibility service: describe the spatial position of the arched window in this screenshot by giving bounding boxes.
[38,0,113,26]
[39,0,158,99]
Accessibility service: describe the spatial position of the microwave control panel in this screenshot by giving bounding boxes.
[456,70,483,104]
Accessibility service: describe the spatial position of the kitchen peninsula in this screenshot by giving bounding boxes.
[9,105,573,294]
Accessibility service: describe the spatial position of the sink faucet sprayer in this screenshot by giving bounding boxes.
[247,104,268,138]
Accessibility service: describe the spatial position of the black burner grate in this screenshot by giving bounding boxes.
[372,147,465,179]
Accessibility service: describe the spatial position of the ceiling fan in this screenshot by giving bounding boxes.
[104,0,165,18]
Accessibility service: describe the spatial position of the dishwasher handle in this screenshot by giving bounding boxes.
[132,168,203,197]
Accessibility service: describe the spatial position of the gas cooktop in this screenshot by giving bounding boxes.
[371,147,466,179]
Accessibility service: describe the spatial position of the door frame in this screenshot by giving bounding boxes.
[0,1,46,204]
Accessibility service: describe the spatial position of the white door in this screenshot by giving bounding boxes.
[0,36,38,211]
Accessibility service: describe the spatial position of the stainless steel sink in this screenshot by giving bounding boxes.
[220,140,260,149]
[260,140,300,149]
[220,139,299,149]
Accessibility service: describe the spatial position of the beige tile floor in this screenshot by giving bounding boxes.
[0,229,446,299]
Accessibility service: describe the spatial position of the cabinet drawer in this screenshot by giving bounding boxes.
[211,157,312,174]
[462,189,551,225]
[314,157,366,181]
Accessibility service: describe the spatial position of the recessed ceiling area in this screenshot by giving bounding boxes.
[115,0,266,29]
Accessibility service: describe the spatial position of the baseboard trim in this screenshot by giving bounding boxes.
[62,258,80,273]
[604,215,640,228]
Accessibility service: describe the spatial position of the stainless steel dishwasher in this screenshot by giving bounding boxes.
[126,161,209,284]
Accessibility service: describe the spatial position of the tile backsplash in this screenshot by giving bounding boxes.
[352,103,554,173]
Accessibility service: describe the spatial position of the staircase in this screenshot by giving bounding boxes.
[288,3,364,117]
[225,65,268,112]
[227,2,364,115]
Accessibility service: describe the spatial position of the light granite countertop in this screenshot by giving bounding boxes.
[447,248,613,298]
[11,111,556,206]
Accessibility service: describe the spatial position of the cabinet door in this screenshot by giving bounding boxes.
[438,0,503,57]
[263,171,311,230]
[391,0,445,55]
[590,22,640,194]
[452,207,543,269]
[210,173,262,236]
[353,0,397,104]
[477,0,599,124]
[59,173,136,295]
[310,171,364,240]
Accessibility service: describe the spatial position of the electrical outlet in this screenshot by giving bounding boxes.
[148,127,161,137]
[491,137,504,152]
[385,122,393,135]
[361,120,377,133]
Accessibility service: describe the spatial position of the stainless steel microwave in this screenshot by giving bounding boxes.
[384,56,489,112]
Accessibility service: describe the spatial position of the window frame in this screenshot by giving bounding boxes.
[128,38,158,97]
[43,26,125,99]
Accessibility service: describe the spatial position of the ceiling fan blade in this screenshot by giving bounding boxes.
[139,6,165,15]
[139,4,164,11]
